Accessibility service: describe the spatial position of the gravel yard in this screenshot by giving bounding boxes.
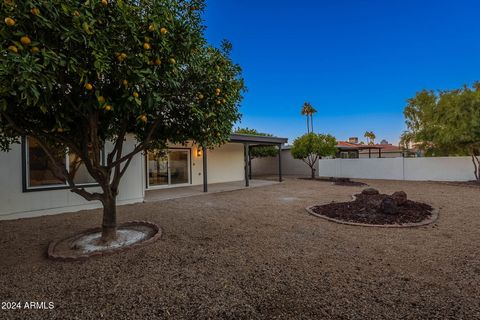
[1,177,480,319]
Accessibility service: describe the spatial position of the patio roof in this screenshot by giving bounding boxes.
[229,133,288,145]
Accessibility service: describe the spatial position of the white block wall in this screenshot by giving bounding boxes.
[318,157,475,181]
[252,150,312,177]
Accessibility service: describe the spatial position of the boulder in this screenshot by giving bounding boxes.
[380,197,398,215]
[361,188,380,196]
[392,191,408,206]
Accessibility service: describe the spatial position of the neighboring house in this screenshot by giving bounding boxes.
[0,134,287,220]
[337,137,411,158]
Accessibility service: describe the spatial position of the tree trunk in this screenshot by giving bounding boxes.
[306,117,310,133]
[311,167,316,179]
[310,115,314,133]
[472,154,480,181]
[101,194,117,243]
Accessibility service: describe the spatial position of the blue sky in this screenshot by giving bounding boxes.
[203,0,480,144]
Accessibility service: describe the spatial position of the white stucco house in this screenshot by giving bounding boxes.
[0,134,287,220]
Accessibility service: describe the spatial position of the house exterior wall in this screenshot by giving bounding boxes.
[318,157,475,181]
[164,142,244,186]
[251,149,312,177]
[0,138,245,220]
[0,136,144,220]
[204,143,245,184]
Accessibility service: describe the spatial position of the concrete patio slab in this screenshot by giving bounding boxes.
[144,179,279,202]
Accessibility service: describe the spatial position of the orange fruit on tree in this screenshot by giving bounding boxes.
[74,10,80,17]
[116,52,127,62]
[31,8,40,16]
[198,93,204,100]
[57,127,64,133]
[8,45,18,53]
[20,36,31,46]
[160,27,168,35]
[101,0,108,6]
[215,88,221,96]
[97,96,105,103]
[169,58,176,64]
[30,46,40,53]
[154,58,161,65]
[84,83,93,90]
[133,92,139,98]
[138,115,148,123]
[104,105,112,111]
[148,24,155,32]
[143,43,151,50]
[4,17,15,26]
[122,79,128,87]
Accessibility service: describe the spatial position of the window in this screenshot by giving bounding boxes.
[24,137,98,191]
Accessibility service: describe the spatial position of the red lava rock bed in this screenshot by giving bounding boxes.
[310,188,434,225]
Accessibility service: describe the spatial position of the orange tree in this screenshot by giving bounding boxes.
[0,0,244,242]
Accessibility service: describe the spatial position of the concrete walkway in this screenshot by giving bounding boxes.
[144,179,279,202]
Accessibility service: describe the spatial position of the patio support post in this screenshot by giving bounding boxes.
[369,148,371,158]
[202,146,208,192]
[278,143,283,182]
[379,149,382,158]
[248,145,252,180]
[244,143,250,187]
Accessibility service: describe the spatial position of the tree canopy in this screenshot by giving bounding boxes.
[291,133,337,178]
[0,0,245,241]
[234,127,278,158]
[364,131,376,145]
[402,83,480,180]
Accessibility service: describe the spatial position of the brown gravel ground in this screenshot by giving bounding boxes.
[1,177,480,320]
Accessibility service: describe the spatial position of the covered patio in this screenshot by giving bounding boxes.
[145,179,279,202]
[200,134,288,192]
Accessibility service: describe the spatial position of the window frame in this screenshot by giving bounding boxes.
[21,136,103,192]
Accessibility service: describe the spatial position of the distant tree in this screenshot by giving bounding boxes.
[0,0,245,242]
[291,133,337,179]
[403,83,480,181]
[301,102,317,133]
[234,127,278,158]
[364,131,376,145]
[380,139,389,145]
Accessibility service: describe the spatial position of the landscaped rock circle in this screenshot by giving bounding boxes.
[307,189,436,227]
[361,188,380,195]
[48,221,162,261]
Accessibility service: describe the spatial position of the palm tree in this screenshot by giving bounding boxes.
[364,131,376,145]
[301,102,317,133]
[309,104,317,133]
[301,102,311,133]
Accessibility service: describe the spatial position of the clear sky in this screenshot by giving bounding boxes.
[203,0,480,144]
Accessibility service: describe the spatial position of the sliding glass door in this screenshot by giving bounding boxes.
[147,149,190,188]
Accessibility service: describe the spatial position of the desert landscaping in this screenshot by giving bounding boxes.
[1,177,479,319]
